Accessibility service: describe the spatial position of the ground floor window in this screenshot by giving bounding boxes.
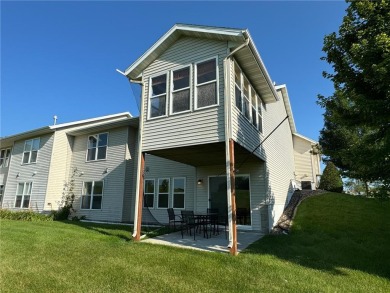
[172,178,185,209]
[144,179,155,208]
[81,181,103,210]
[157,178,170,208]
[15,182,32,208]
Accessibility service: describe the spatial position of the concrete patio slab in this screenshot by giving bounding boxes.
[143,230,264,254]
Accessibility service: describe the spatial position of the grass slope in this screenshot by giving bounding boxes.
[1,193,389,292]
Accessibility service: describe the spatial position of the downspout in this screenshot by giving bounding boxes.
[223,38,249,249]
[310,145,316,190]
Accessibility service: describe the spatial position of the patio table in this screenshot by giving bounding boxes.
[193,212,218,238]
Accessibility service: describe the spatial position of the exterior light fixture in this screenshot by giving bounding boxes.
[197,179,203,185]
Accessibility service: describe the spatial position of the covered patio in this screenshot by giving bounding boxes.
[143,229,264,254]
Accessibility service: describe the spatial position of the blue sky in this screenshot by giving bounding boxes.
[1,1,347,140]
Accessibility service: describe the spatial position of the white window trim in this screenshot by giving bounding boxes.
[14,182,33,209]
[194,56,219,110]
[148,72,169,120]
[169,64,192,115]
[157,178,170,209]
[21,138,40,165]
[143,179,155,209]
[85,132,109,162]
[80,180,104,210]
[0,148,11,168]
[172,177,186,209]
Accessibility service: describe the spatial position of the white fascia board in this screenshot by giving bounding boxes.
[50,112,132,130]
[293,132,318,144]
[124,23,245,78]
[275,84,297,133]
[244,30,279,102]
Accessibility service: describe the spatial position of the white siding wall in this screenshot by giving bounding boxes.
[2,134,54,211]
[44,131,74,210]
[71,127,128,222]
[142,154,196,224]
[142,37,227,151]
[262,96,295,230]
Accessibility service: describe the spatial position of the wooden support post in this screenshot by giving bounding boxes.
[229,139,238,255]
[134,152,145,241]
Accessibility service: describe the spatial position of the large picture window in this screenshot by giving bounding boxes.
[144,179,155,208]
[87,133,108,161]
[15,182,32,208]
[149,74,167,118]
[195,58,218,109]
[22,138,40,164]
[171,66,191,114]
[157,178,170,208]
[81,181,103,210]
[0,148,11,168]
[172,178,185,209]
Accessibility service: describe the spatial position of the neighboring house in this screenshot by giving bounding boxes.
[122,23,321,253]
[0,113,140,223]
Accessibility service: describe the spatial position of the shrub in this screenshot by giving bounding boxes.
[0,209,54,221]
[319,162,343,192]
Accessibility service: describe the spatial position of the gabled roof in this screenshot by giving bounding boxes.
[0,112,136,146]
[275,84,297,134]
[293,133,318,145]
[124,23,278,104]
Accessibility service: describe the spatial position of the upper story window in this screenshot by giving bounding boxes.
[149,74,167,118]
[15,182,32,208]
[0,148,11,168]
[87,133,108,161]
[234,61,264,133]
[195,58,218,109]
[22,138,40,164]
[171,66,191,114]
[81,181,103,209]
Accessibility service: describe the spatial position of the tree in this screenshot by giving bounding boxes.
[319,162,344,193]
[318,0,390,183]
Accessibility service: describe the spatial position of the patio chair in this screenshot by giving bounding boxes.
[180,210,197,240]
[207,208,227,239]
[167,208,182,230]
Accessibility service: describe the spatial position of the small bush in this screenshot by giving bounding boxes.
[319,162,343,192]
[0,209,54,221]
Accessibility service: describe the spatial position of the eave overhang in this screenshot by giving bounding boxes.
[124,23,278,103]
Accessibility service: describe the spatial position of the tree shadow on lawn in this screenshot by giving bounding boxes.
[63,221,172,242]
[243,229,390,280]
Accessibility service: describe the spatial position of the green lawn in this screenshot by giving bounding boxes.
[1,193,389,292]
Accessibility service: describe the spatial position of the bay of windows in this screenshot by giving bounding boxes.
[234,61,263,133]
[15,182,32,208]
[0,148,11,168]
[148,58,218,118]
[22,138,40,164]
[87,133,108,161]
[81,181,103,210]
[143,177,186,209]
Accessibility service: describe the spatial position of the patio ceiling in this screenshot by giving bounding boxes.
[147,142,263,167]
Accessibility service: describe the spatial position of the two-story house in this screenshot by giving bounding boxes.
[122,24,321,254]
[1,23,321,256]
